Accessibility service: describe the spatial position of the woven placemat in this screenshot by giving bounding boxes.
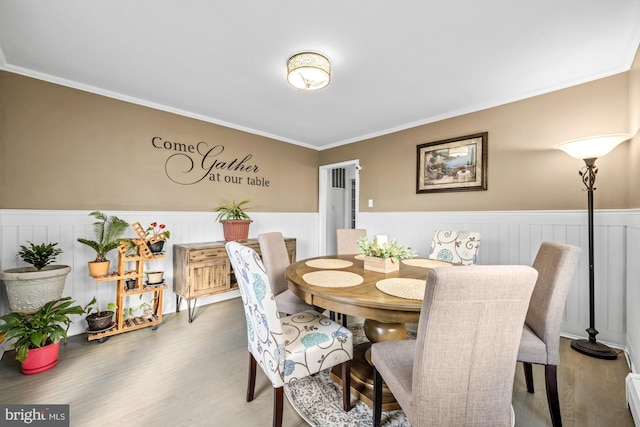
[302,271,364,288]
[401,258,453,268]
[354,254,365,260]
[305,259,354,269]
[376,278,427,300]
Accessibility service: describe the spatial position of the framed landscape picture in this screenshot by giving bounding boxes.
[416,132,488,193]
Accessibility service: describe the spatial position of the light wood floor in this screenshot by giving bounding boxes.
[0,297,634,427]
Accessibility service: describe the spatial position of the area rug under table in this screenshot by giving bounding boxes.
[284,324,411,427]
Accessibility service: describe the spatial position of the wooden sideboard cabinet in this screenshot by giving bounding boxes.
[173,238,296,322]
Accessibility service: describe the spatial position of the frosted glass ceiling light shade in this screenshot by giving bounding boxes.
[554,133,631,160]
[287,52,331,91]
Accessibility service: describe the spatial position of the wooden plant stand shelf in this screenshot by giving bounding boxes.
[87,221,167,342]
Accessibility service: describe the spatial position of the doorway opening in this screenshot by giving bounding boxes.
[318,160,360,255]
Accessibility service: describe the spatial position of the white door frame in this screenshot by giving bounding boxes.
[318,159,360,256]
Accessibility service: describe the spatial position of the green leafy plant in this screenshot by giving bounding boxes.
[83,296,117,316]
[122,295,154,319]
[76,211,130,262]
[144,222,170,240]
[357,237,416,263]
[0,296,84,362]
[213,199,251,221]
[18,241,63,271]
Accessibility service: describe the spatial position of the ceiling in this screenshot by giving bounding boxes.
[1,1,639,150]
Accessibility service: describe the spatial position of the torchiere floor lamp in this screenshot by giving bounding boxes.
[555,133,631,359]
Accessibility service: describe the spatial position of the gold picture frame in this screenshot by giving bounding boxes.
[416,132,488,193]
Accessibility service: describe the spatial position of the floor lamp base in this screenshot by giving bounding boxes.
[571,338,617,360]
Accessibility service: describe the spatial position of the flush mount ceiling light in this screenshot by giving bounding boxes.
[287,52,331,91]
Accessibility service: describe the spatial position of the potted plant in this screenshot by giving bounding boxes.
[0,242,71,314]
[123,295,155,320]
[213,198,252,241]
[357,235,416,273]
[144,222,170,253]
[0,296,84,374]
[125,278,137,291]
[83,297,117,331]
[77,211,130,277]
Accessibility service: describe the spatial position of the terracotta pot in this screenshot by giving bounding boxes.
[221,220,252,242]
[0,265,71,314]
[88,260,110,277]
[21,341,60,375]
[86,311,114,331]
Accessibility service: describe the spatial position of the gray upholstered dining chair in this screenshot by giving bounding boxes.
[517,241,581,427]
[336,228,367,254]
[258,232,317,315]
[225,241,353,427]
[428,230,481,265]
[372,265,538,427]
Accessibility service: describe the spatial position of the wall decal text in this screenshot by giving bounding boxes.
[152,136,271,187]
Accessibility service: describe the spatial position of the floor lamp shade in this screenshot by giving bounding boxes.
[554,133,631,160]
[554,133,631,360]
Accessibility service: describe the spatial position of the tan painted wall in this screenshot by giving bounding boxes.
[0,71,319,212]
[321,73,631,211]
[1,68,635,213]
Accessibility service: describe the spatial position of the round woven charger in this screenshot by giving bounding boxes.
[376,278,427,300]
[354,254,365,260]
[305,259,354,269]
[302,271,364,288]
[401,258,453,268]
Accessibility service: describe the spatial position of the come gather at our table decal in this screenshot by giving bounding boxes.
[152,136,271,187]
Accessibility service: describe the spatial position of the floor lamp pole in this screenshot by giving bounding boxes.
[570,158,617,360]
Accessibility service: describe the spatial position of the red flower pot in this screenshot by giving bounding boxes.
[21,341,60,375]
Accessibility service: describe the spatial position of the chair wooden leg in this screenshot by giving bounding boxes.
[330,311,336,321]
[341,360,352,411]
[247,353,257,402]
[523,362,535,393]
[342,314,348,327]
[545,364,562,427]
[373,367,383,427]
[273,386,283,427]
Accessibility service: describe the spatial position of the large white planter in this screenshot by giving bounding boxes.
[0,265,71,314]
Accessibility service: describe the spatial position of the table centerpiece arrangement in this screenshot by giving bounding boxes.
[357,235,416,273]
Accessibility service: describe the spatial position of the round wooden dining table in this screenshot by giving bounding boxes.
[285,254,453,410]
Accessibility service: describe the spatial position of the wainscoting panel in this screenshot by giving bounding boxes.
[0,208,636,364]
[357,210,630,347]
[626,211,640,372]
[0,210,318,340]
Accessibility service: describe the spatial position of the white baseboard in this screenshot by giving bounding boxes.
[626,373,640,426]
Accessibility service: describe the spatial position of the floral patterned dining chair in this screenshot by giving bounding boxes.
[225,241,353,427]
[428,230,481,265]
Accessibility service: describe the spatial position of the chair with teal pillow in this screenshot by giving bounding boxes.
[225,241,353,427]
[428,230,481,265]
